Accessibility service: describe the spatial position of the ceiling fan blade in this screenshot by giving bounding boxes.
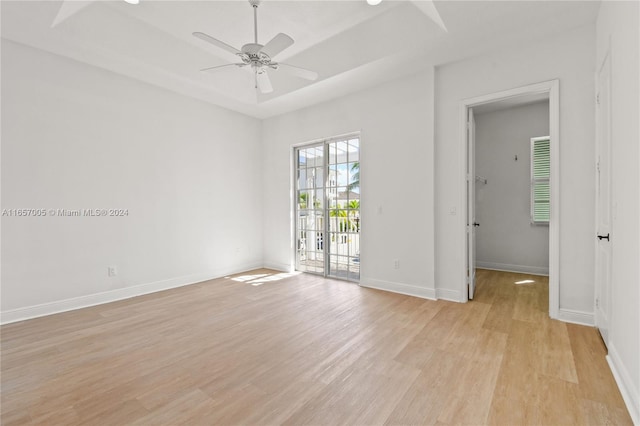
[278,63,319,81]
[256,70,273,94]
[260,33,294,58]
[193,32,241,56]
[200,63,246,73]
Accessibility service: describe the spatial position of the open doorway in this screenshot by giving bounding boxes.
[474,100,550,275]
[461,80,560,319]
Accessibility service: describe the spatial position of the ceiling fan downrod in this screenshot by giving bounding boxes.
[250,0,260,44]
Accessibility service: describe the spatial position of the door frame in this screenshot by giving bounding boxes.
[467,108,477,299]
[291,132,362,281]
[459,80,560,319]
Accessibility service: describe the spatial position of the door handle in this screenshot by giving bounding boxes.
[473,222,480,227]
[597,233,610,241]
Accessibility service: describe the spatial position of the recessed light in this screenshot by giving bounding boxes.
[124,0,139,4]
[367,0,382,5]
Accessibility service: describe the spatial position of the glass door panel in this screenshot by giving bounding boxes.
[295,136,360,281]
[296,144,325,274]
[326,138,360,281]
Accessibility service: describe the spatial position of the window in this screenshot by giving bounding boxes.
[531,136,550,224]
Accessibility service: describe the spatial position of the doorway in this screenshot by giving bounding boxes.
[294,135,361,281]
[473,101,551,279]
[461,80,560,319]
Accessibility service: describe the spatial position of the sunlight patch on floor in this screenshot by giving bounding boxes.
[228,271,302,286]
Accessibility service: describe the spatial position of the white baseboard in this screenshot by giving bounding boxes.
[476,261,549,276]
[262,261,293,273]
[557,308,595,326]
[0,262,263,325]
[360,278,436,300]
[436,288,463,302]
[607,343,640,425]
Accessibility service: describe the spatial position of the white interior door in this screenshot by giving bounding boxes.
[467,107,477,299]
[595,52,612,346]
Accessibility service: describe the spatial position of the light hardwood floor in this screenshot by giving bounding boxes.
[1,269,632,425]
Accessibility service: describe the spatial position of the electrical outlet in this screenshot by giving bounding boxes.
[393,259,400,269]
[108,266,117,277]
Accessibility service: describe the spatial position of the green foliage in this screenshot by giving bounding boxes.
[347,162,360,192]
[330,208,357,232]
[299,193,308,209]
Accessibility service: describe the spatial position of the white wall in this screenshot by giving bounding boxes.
[435,25,596,310]
[596,1,640,423]
[475,101,550,275]
[262,70,436,299]
[1,40,263,321]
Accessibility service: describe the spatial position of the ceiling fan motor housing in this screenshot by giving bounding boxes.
[241,43,263,55]
[239,43,272,67]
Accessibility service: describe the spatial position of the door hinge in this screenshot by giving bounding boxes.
[596,93,600,105]
[596,298,599,308]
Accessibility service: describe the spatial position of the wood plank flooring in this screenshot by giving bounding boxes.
[0,268,632,425]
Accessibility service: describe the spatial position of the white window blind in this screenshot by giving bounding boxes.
[531,136,550,224]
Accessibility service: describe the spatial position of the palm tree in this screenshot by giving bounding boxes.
[347,200,360,232]
[347,162,359,192]
[330,208,352,232]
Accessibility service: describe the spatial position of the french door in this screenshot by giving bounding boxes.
[295,135,360,281]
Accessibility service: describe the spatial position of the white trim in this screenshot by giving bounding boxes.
[435,288,462,302]
[459,102,469,303]
[289,145,298,272]
[290,130,362,149]
[548,81,560,320]
[0,262,263,325]
[459,80,560,319]
[360,278,436,300]
[556,308,595,326]
[607,344,640,426]
[262,261,292,273]
[476,262,549,276]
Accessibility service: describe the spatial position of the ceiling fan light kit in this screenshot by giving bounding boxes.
[194,0,318,95]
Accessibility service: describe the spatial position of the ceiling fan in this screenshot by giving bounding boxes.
[193,0,318,94]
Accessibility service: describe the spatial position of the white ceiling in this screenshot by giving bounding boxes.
[1,0,600,119]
